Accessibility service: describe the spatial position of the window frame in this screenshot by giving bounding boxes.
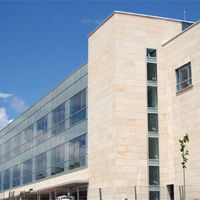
[176,62,192,92]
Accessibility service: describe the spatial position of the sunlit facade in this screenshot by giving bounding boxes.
[1,11,200,200]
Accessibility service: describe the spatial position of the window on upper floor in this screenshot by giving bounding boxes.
[147,48,157,59]
[36,116,48,144]
[176,62,192,92]
[3,169,10,190]
[69,134,86,170]
[147,86,158,108]
[12,165,20,187]
[0,172,2,191]
[52,103,65,135]
[149,166,160,186]
[24,125,34,150]
[149,138,159,159]
[148,113,158,133]
[23,159,32,184]
[147,63,157,81]
[35,153,46,180]
[70,89,86,126]
[51,144,64,175]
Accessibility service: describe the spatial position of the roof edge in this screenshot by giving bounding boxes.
[88,10,194,37]
[162,19,200,46]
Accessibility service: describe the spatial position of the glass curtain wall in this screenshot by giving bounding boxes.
[23,159,32,184]
[35,153,47,180]
[12,165,20,187]
[3,169,10,190]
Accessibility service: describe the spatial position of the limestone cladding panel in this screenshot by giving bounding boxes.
[159,23,200,187]
[88,12,183,190]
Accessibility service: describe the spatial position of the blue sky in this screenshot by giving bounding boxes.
[0,1,199,129]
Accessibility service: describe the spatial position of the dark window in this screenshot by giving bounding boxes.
[70,89,86,126]
[12,165,20,187]
[176,62,192,92]
[147,49,157,58]
[148,114,158,132]
[0,172,2,191]
[52,103,65,135]
[149,166,160,185]
[23,159,32,184]
[149,191,160,200]
[147,63,157,81]
[24,125,34,150]
[69,134,86,170]
[36,116,48,144]
[148,86,158,108]
[3,169,10,190]
[35,153,46,180]
[149,138,159,159]
[167,184,174,200]
[51,145,64,175]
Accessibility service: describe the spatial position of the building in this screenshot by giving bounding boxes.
[0,11,200,200]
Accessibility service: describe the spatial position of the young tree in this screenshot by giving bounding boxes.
[179,133,189,200]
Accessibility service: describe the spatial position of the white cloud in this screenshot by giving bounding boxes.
[11,97,29,113]
[0,107,13,130]
[0,92,13,99]
[80,19,102,26]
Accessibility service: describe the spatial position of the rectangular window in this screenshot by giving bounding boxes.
[12,165,20,187]
[149,191,160,200]
[36,116,48,144]
[148,86,158,108]
[176,62,192,92]
[149,166,160,185]
[0,172,2,191]
[70,89,86,126]
[4,140,11,162]
[148,114,158,132]
[3,169,10,190]
[24,125,34,150]
[69,134,86,170]
[23,159,32,184]
[35,153,46,180]
[147,63,157,81]
[149,138,159,159]
[147,48,157,58]
[51,145,64,175]
[52,103,65,135]
[12,133,22,157]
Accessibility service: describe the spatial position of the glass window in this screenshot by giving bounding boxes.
[148,114,158,132]
[69,134,86,170]
[24,125,34,150]
[70,89,86,126]
[149,138,159,159]
[12,165,20,187]
[4,140,11,162]
[23,159,32,184]
[149,166,160,185]
[0,172,2,191]
[176,62,192,92]
[13,133,22,157]
[3,169,10,190]
[147,48,157,58]
[148,86,157,108]
[51,145,64,175]
[147,63,157,81]
[36,116,48,144]
[35,153,46,180]
[149,191,160,200]
[52,103,65,135]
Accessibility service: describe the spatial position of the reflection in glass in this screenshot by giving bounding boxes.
[149,166,160,185]
[70,89,86,126]
[23,159,32,184]
[12,165,20,187]
[148,86,158,108]
[149,138,159,159]
[52,103,65,135]
[51,145,64,175]
[36,116,47,144]
[3,169,10,190]
[35,153,46,180]
[148,114,158,132]
[69,134,86,170]
[149,191,160,200]
[147,63,157,81]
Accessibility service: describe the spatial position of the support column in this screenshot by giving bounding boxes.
[49,192,54,200]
